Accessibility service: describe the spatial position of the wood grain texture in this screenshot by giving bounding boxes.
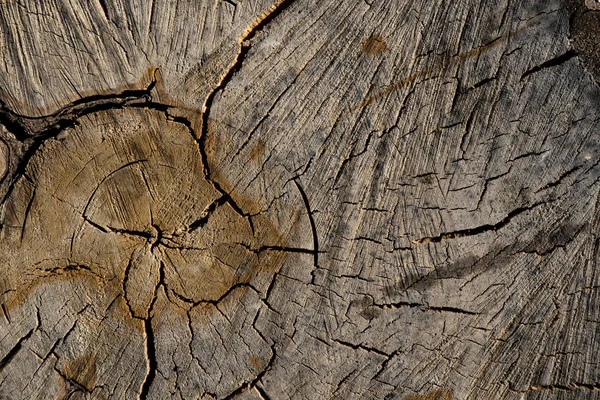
[1,0,600,399]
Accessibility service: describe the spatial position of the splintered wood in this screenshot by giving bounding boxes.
[1,0,600,399]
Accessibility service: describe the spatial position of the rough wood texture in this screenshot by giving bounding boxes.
[1,0,600,399]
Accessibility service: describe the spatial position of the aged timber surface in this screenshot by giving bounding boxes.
[1,0,600,399]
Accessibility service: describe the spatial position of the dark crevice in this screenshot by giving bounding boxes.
[126,101,170,113]
[0,99,30,141]
[2,87,155,139]
[138,263,162,400]
[97,0,110,20]
[520,50,578,80]
[353,236,383,245]
[535,165,582,193]
[150,224,162,250]
[450,78,463,113]
[139,316,157,400]
[508,150,549,162]
[239,242,317,255]
[109,226,153,240]
[82,216,109,233]
[373,301,479,315]
[255,385,272,400]
[292,180,320,283]
[331,338,389,357]
[83,218,155,242]
[427,306,479,315]
[471,76,497,89]
[195,0,296,233]
[168,282,256,308]
[53,365,92,394]
[414,202,543,243]
[262,273,280,314]
[574,382,600,391]
[0,328,35,373]
[188,194,228,232]
[221,0,237,7]
[164,111,255,233]
[332,370,358,397]
[258,245,316,254]
[373,348,403,380]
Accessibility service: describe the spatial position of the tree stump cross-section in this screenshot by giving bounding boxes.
[1,0,600,399]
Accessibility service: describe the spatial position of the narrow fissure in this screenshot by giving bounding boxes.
[293,180,320,283]
[521,50,578,80]
[139,316,157,400]
[138,261,163,399]
[414,202,543,243]
[0,328,35,373]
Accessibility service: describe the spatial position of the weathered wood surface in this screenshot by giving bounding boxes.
[1,0,600,398]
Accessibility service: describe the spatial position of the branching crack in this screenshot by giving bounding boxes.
[222,344,276,400]
[53,364,92,395]
[191,0,296,234]
[165,112,255,233]
[0,73,159,206]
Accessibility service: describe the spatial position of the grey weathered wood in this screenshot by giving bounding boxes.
[1,0,600,399]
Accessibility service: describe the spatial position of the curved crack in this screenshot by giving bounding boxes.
[293,180,320,284]
[0,72,159,206]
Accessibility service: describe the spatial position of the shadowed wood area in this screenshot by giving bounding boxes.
[1,0,600,399]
